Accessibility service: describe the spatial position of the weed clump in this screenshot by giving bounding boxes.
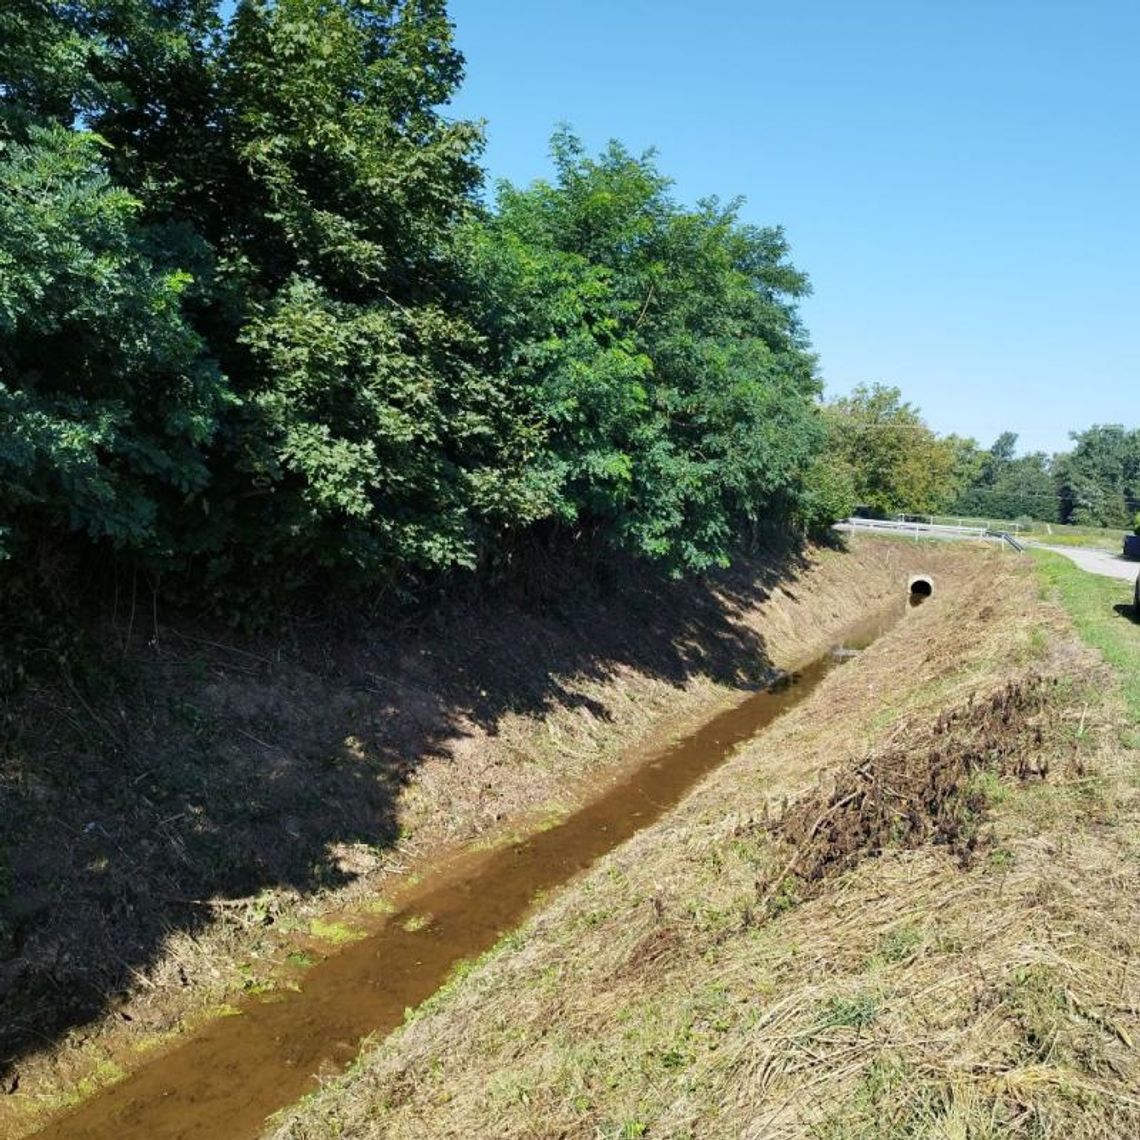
[763,677,1059,910]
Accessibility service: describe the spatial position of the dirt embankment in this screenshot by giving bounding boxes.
[2,537,943,1133]
[268,547,1140,1140]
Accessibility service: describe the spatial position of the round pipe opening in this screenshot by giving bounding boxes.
[908,575,933,607]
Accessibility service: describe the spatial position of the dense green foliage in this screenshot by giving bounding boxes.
[824,391,1140,531]
[0,126,225,563]
[949,432,1060,523]
[945,426,1140,529]
[1,0,830,635]
[1053,426,1140,528]
[466,131,825,568]
[821,384,963,516]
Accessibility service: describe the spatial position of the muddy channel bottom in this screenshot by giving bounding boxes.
[35,607,898,1140]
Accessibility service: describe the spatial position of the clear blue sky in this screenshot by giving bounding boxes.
[447,0,1139,456]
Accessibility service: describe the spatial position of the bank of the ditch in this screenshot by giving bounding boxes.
[4,538,948,1137]
[1032,548,1140,728]
[269,546,1140,1140]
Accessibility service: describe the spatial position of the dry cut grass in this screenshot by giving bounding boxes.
[270,548,1140,1140]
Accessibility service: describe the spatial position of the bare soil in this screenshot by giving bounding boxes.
[0,537,945,1135]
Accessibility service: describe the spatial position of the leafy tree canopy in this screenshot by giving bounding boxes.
[464,129,825,569]
[949,431,1059,523]
[1,2,831,628]
[0,124,226,563]
[1055,425,1140,528]
[822,384,961,517]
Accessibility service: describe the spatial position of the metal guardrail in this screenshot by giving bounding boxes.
[837,518,986,538]
[987,530,1025,552]
[835,518,1025,552]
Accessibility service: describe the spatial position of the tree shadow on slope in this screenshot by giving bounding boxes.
[0,539,813,1078]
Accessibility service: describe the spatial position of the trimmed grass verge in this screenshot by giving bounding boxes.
[1032,548,1140,724]
[931,517,1126,552]
[1029,530,1123,551]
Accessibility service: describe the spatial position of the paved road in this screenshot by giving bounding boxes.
[1032,544,1139,582]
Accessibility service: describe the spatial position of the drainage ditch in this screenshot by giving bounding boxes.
[34,605,904,1140]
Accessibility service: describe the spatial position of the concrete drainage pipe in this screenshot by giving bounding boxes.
[908,575,933,607]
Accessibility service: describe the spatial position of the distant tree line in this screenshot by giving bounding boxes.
[1,0,834,648]
[820,384,1140,529]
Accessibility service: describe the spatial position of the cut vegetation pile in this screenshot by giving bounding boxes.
[271,546,1140,1140]
[767,676,1056,908]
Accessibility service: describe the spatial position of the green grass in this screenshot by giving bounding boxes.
[1032,550,1140,725]
[931,513,1035,531]
[929,515,1126,551]
[308,917,366,945]
[1032,530,1124,551]
[866,925,923,969]
[1039,520,1129,542]
[817,993,880,1031]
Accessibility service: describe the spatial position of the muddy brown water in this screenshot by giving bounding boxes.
[33,607,899,1140]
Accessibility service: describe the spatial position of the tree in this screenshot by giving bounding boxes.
[796,454,857,534]
[822,384,960,516]
[988,430,1018,468]
[176,0,519,591]
[950,431,1059,522]
[0,1,834,622]
[463,130,825,571]
[1055,425,1140,528]
[55,0,550,596]
[0,125,226,566]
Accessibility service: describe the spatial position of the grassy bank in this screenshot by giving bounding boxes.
[1032,549,1140,724]
[269,547,1140,1139]
[1,538,949,1137]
